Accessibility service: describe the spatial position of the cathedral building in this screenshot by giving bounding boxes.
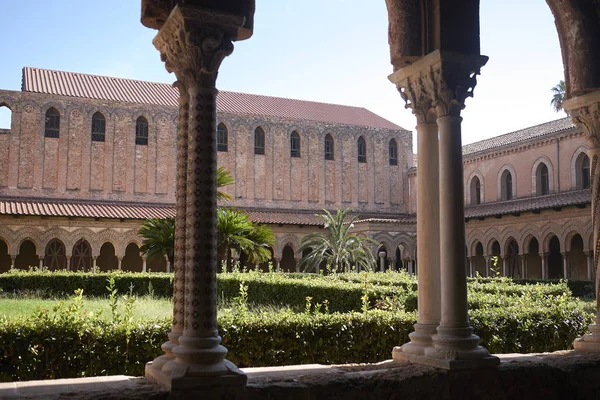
[0,67,592,280]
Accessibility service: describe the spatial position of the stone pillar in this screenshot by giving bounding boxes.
[39,257,43,270]
[468,257,474,278]
[144,6,247,388]
[502,256,508,277]
[148,79,190,377]
[117,257,122,271]
[92,256,98,274]
[520,254,527,279]
[408,260,414,275]
[274,258,281,272]
[565,92,600,351]
[390,58,441,360]
[586,251,594,282]
[379,251,386,272]
[425,76,497,368]
[142,257,147,273]
[66,256,71,272]
[10,255,16,269]
[540,253,548,280]
[561,252,569,279]
[485,256,492,278]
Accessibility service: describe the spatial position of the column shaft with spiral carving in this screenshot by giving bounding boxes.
[145,5,246,389]
[146,81,189,375]
[566,93,600,351]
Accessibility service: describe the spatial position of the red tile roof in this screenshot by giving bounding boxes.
[464,189,590,219]
[22,67,402,130]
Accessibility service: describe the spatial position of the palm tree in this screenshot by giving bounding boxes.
[139,217,175,265]
[298,209,376,273]
[217,166,234,202]
[550,80,566,113]
[216,207,275,271]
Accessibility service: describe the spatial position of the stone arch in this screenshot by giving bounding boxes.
[61,229,96,257]
[15,239,39,270]
[0,234,12,256]
[531,156,555,196]
[482,228,502,256]
[71,239,93,271]
[13,227,43,254]
[562,223,588,251]
[122,242,143,272]
[519,228,541,254]
[500,229,521,254]
[466,170,485,205]
[97,242,119,272]
[276,234,300,259]
[43,238,67,270]
[497,164,517,201]
[91,229,123,258]
[541,225,563,253]
[570,145,590,189]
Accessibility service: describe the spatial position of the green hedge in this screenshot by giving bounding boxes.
[0,299,592,382]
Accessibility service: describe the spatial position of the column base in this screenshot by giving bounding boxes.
[392,323,438,359]
[421,325,499,370]
[574,316,600,352]
[145,359,247,390]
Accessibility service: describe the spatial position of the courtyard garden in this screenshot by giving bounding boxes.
[0,267,595,382]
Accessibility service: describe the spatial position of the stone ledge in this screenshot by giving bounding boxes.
[2,351,600,399]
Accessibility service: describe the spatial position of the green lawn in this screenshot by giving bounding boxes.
[0,296,174,320]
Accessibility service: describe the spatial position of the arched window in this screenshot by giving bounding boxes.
[290,131,301,158]
[389,139,398,165]
[470,176,481,205]
[576,153,591,189]
[91,112,106,142]
[44,108,60,138]
[254,127,265,155]
[324,134,334,160]
[357,136,367,163]
[135,116,149,145]
[537,163,549,195]
[217,123,228,152]
[0,105,11,133]
[501,170,513,200]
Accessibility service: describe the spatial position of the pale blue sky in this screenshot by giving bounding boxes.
[0,1,566,148]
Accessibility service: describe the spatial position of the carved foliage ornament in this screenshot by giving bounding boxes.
[152,6,243,88]
[572,102,600,148]
[396,54,487,122]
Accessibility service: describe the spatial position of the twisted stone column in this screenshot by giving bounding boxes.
[147,82,189,375]
[565,92,600,351]
[145,6,246,388]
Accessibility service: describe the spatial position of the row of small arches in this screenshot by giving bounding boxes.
[468,152,590,205]
[41,109,149,145]
[217,123,400,165]
[0,238,167,273]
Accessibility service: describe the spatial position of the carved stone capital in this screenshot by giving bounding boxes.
[152,6,244,89]
[572,102,600,149]
[389,50,488,122]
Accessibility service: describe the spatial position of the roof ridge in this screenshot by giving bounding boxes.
[464,117,573,149]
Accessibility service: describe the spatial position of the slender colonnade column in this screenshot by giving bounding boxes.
[390,58,441,360]
[566,92,600,351]
[145,6,247,388]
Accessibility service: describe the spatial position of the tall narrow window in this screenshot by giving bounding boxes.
[0,105,11,133]
[135,116,149,145]
[91,112,106,142]
[389,139,398,165]
[582,155,590,189]
[44,108,60,138]
[254,127,265,155]
[324,134,334,160]
[470,176,481,205]
[539,163,549,195]
[217,123,228,152]
[357,136,367,163]
[501,170,513,200]
[290,131,301,158]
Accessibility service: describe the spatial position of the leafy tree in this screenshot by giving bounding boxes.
[139,217,175,265]
[216,207,275,271]
[551,80,566,113]
[298,209,376,273]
